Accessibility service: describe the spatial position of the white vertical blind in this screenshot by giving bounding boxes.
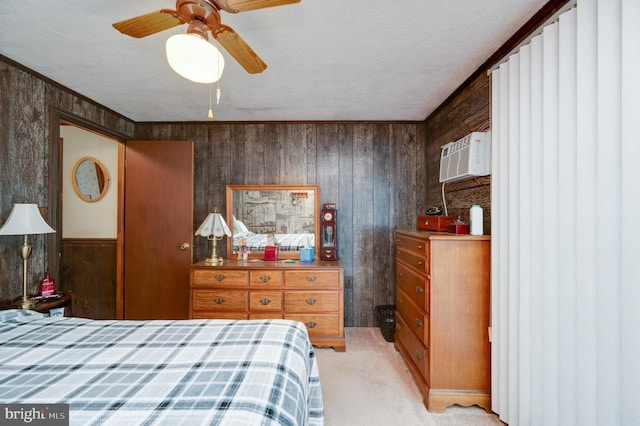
[556,11,577,426]
[574,1,598,423]
[490,0,639,424]
[620,0,640,423]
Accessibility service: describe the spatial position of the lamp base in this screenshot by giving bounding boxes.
[19,297,36,309]
[204,256,224,265]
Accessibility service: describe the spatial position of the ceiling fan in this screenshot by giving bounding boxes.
[112,0,301,75]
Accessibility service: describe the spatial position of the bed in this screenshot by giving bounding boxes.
[0,310,324,425]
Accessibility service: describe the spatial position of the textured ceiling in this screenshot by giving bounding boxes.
[0,0,547,122]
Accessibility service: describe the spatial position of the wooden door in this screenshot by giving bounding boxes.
[124,141,193,319]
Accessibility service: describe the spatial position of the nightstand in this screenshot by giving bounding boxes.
[2,292,74,316]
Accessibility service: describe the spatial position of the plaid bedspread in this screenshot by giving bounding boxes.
[0,310,324,425]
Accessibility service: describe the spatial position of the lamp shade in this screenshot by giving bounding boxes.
[166,33,225,84]
[195,212,231,238]
[0,204,56,235]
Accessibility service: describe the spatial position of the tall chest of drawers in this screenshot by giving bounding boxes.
[190,259,345,351]
[394,230,491,412]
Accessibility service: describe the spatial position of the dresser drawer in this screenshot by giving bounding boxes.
[396,263,429,313]
[396,234,429,257]
[284,291,339,313]
[192,270,247,287]
[395,313,428,381]
[249,290,282,312]
[396,249,428,274]
[191,289,247,312]
[396,288,428,345]
[284,270,340,288]
[249,270,283,286]
[286,314,341,337]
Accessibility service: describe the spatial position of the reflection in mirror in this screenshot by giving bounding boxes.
[226,185,319,260]
[72,157,109,202]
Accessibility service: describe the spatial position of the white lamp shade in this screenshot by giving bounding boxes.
[195,212,231,238]
[166,34,225,84]
[0,203,56,235]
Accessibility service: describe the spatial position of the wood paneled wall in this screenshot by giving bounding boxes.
[0,58,134,301]
[135,122,426,326]
[61,239,117,319]
[1,52,490,327]
[424,73,492,233]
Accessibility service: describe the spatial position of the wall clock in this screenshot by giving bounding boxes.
[320,204,338,260]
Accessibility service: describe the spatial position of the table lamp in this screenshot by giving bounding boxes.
[195,210,231,265]
[0,203,56,309]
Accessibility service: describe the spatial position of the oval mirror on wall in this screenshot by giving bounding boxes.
[72,157,109,202]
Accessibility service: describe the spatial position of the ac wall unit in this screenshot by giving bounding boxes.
[439,131,491,183]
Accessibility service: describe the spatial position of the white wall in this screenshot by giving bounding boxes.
[61,126,118,238]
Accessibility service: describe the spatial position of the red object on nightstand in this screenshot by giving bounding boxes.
[40,272,55,296]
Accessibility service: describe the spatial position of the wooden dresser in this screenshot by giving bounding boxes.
[190,259,345,351]
[394,230,491,412]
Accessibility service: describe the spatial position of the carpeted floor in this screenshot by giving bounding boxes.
[314,327,503,426]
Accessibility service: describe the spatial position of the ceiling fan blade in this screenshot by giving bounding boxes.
[113,10,181,38]
[216,0,300,13]
[211,25,267,74]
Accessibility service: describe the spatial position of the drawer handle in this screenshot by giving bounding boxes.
[259,298,271,305]
[417,244,423,249]
[214,297,226,304]
[305,275,318,282]
[415,351,423,361]
[398,272,403,278]
[416,261,423,266]
[259,275,271,282]
[214,274,226,281]
[306,298,317,305]
[415,318,423,328]
[305,321,317,328]
[396,297,403,304]
[415,286,423,295]
[395,323,401,331]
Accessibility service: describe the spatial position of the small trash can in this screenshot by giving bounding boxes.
[374,305,396,342]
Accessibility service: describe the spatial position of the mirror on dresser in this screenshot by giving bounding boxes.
[225,184,319,260]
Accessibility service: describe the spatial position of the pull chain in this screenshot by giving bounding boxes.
[207,49,221,119]
[207,83,214,120]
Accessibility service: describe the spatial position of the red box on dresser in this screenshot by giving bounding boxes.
[263,245,279,261]
[416,215,455,232]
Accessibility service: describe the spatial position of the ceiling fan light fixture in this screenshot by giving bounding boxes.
[166,33,225,84]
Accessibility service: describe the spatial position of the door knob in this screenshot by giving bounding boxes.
[179,243,190,251]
